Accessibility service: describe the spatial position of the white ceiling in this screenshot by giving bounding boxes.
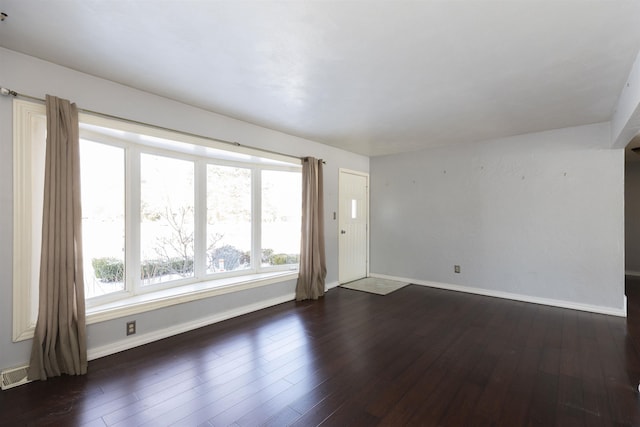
[2,1,640,157]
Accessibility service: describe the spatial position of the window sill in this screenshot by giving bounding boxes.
[86,271,299,324]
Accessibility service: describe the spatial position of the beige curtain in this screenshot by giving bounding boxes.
[296,157,327,301]
[28,95,88,380]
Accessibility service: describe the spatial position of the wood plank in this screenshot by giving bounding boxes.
[3,283,640,426]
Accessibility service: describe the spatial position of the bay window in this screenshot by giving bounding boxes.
[13,100,301,340]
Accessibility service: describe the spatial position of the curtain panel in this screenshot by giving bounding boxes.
[28,95,88,380]
[295,157,327,301]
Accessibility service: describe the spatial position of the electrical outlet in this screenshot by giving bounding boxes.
[454,265,461,274]
[126,321,136,336]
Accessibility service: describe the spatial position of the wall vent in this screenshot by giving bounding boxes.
[1,365,31,390]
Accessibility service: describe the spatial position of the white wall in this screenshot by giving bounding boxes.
[612,48,640,148]
[0,48,369,371]
[370,123,625,315]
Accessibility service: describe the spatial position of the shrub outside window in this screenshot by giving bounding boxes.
[261,170,302,267]
[206,164,252,275]
[80,140,126,299]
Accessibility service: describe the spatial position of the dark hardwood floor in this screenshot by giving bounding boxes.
[3,281,640,426]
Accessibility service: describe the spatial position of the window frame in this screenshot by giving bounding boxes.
[13,99,301,341]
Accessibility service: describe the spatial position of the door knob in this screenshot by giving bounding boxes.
[341,230,346,234]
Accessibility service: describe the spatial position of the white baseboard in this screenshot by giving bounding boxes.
[325,280,340,291]
[369,273,410,282]
[88,292,295,361]
[369,273,627,317]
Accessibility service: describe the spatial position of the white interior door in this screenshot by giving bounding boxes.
[339,170,369,283]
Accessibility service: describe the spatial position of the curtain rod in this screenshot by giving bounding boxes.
[1,87,325,164]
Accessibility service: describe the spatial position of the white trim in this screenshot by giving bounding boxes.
[369,273,627,317]
[252,167,262,277]
[12,100,46,341]
[325,280,340,291]
[87,292,295,360]
[339,168,370,177]
[194,159,207,276]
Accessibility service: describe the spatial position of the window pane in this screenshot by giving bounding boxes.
[81,140,126,298]
[141,154,194,286]
[261,170,301,267]
[206,165,252,274]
